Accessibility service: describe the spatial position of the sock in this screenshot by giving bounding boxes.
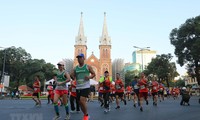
[54,103,59,116]
[65,103,69,114]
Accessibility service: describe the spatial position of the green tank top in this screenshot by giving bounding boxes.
[55,70,67,90]
[75,64,90,89]
[57,71,66,82]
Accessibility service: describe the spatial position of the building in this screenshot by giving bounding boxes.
[132,50,156,71]
[124,62,140,72]
[73,12,112,81]
[112,59,125,81]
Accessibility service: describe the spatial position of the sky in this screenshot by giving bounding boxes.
[0,0,200,76]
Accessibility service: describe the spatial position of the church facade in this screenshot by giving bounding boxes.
[73,12,112,82]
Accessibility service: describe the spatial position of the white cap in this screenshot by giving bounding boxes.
[57,61,65,66]
[182,87,186,90]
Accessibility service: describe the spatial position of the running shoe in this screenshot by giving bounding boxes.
[133,104,136,108]
[83,115,90,120]
[140,107,143,112]
[146,100,149,105]
[53,115,61,120]
[70,110,76,113]
[115,106,120,109]
[124,100,127,105]
[64,114,70,120]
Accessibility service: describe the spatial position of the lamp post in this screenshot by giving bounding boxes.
[133,46,150,71]
[0,47,7,96]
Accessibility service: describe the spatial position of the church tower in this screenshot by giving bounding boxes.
[99,12,112,77]
[74,12,87,66]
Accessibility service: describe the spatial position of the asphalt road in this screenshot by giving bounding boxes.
[0,96,200,120]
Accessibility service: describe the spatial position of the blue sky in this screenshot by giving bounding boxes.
[0,0,200,76]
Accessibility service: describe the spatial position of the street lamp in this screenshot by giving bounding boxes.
[133,46,150,71]
[0,47,7,96]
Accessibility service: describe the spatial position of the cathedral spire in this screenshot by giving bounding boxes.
[75,12,87,45]
[99,12,111,45]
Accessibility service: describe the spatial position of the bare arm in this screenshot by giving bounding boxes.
[70,68,76,80]
[84,65,96,80]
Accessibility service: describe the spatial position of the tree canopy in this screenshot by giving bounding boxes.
[0,47,56,92]
[170,15,200,85]
[143,53,179,87]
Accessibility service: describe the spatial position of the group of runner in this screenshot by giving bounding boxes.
[31,53,183,120]
[97,72,170,112]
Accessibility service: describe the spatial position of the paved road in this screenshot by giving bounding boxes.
[0,96,200,120]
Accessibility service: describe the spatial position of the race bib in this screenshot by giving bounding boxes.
[72,88,76,92]
[116,84,121,89]
[140,85,145,89]
[77,79,84,85]
[153,86,157,90]
[34,88,38,91]
[134,85,139,89]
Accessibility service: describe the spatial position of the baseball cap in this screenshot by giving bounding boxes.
[182,87,186,90]
[76,53,84,58]
[57,61,65,66]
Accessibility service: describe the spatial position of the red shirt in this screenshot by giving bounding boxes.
[98,82,104,93]
[33,80,40,93]
[126,86,132,93]
[115,79,124,93]
[47,85,53,95]
[70,81,77,97]
[103,77,111,93]
[151,81,159,93]
[110,84,116,94]
[138,79,148,93]
[159,83,165,92]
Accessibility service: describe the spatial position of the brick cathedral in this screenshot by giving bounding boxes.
[73,12,112,82]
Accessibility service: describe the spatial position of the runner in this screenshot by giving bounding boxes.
[47,82,53,104]
[53,61,71,120]
[70,53,96,120]
[158,82,165,102]
[110,82,116,103]
[115,73,127,109]
[69,80,80,113]
[138,73,149,111]
[131,76,140,107]
[98,81,104,107]
[99,71,112,113]
[126,84,132,101]
[32,75,41,107]
[149,76,159,106]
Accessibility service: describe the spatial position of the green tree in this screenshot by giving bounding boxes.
[125,70,138,87]
[170,15,200,85]
[175,79,185,87]
[0,47,32,91]
[0,47,56,91]
[144,54,179,87]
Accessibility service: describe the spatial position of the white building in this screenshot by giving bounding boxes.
[132,50,156,71]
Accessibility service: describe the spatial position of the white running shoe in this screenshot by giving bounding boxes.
[64,114,70,120]
[53,115,61,120]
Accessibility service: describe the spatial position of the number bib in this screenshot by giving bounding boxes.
[72,88,76,92]
[134,85,139,89]
[100,87,103,90]
[77,79,84,85]
[153,86,157,90]
[116,84,121,89]
[140,85,145,89]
